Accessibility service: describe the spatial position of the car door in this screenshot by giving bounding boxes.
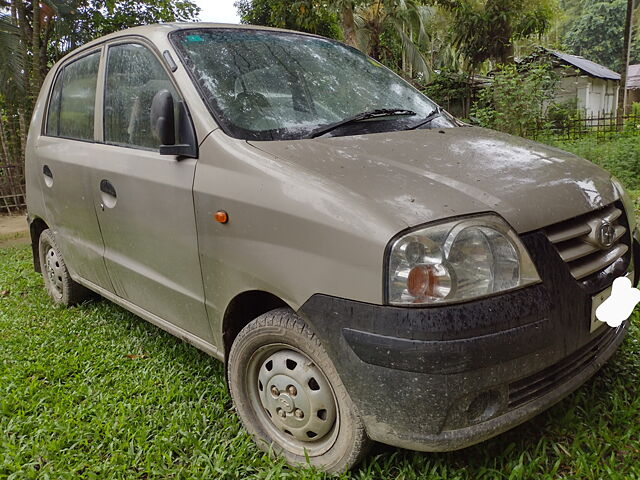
[90,40,213,343]
[37,48,114,291]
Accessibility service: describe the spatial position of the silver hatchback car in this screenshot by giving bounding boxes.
[26,23,639,472]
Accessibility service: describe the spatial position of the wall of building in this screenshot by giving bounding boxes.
[627,89,640,106]
[552,68,619,116]
[588,78,618,115]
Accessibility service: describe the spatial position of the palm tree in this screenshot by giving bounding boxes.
[0,12,25,101]
[0,12,26,208]
[394,3,463,77]
[0,13,24,159]
[335,0,435,79]
[333,0,359,47]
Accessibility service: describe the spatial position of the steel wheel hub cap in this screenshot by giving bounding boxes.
[257,349,337,443]
[44,247,63,296]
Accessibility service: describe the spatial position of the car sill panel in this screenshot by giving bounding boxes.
[75,277,224,361]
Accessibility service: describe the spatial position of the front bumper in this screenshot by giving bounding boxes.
[297,230,635,452]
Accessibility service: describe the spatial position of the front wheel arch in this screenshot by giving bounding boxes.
[222,290,290,362]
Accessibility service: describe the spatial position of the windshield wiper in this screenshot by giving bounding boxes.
[405,107,443,131]
[308,108,417,138]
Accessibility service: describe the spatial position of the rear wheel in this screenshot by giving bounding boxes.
[228,308,370,473]
[38,229,91,306]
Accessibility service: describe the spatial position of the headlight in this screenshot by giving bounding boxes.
[612,176,637,232]
[386,214,540,305]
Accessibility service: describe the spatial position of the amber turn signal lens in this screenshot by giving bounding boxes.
[407,265,434,297]
[214,210,229,224]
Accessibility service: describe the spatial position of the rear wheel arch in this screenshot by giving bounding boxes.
[29,216,49,273]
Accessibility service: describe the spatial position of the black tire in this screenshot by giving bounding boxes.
[38,229,92,306]
[228,308,371,473]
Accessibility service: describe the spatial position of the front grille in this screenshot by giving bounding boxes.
[507,327,618,408]
[544,204,629,280]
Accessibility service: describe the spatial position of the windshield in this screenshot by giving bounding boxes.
[171,28,447,141]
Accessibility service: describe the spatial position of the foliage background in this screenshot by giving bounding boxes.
[562,0,640,74]
[1,1,640,477]
[0,0,200,205]
[471,63,558,137]
[2,0,639,188]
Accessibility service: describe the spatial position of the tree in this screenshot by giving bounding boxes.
[351,0,432,77]
[236,0,435,78]
[471,62,557,137]
[0,0,200,209]
[235,0,343,38]
[620,0,634,114]
[563,0,640,73]
[0,13,24,100]
[337,0,359,46]
[437,0,556,68]
[0,12,25,205]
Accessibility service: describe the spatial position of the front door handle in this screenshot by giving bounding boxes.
[99,179,117,210]
[100,179,117,198]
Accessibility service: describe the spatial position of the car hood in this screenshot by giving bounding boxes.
[248,126,617,233]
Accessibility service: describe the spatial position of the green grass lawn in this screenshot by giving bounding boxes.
[548,135,640,195]
[2,132,640,478]
[1,244,640,479]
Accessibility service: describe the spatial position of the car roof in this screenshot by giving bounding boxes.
[61,22,319,60]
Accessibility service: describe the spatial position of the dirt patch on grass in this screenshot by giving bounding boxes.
[0,214,29,248]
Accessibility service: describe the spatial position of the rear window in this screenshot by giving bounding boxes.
[46,51,100,141]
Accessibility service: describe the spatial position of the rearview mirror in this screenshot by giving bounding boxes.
[150,89,198,159]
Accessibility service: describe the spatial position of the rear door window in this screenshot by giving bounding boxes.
[46,51,100,141]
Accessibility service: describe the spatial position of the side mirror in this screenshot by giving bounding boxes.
[150,89,175,146]
[150,89,198,159]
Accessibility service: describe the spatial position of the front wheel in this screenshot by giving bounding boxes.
[228,308,370,473]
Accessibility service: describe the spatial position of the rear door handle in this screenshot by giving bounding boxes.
[42,165,53,187]
[100,179,117,197]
